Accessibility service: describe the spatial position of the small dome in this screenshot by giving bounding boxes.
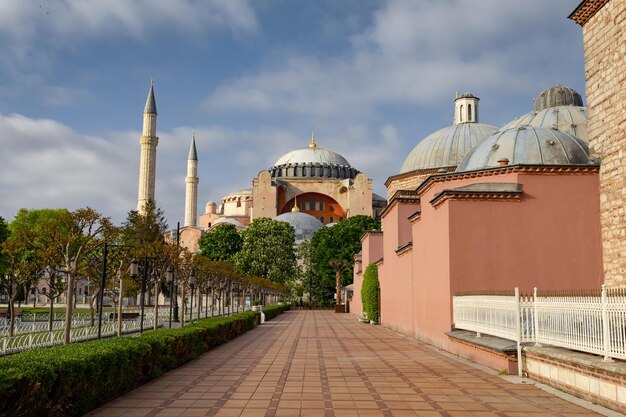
[533,85,583,112]
[225,188,252,197]
[373,193,386,202]
[457,126,591,172]
[275,211,323,243]
[210,218,244,229]
[456,92,477,100]
[400,122,498,173]
[502,105,588,141]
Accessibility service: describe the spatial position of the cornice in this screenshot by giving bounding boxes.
[568,0,610,26]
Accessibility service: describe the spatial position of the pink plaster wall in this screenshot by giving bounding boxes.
[448,173,603,295]
[352,232,384,317]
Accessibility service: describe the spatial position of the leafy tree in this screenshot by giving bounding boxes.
[361,263,379,322]
[233,218,297,285]
[310,215,380,304]
[297,241,318,306]
[199,223,242,261]
[329,259,350,309]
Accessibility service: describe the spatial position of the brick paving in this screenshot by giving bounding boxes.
[87,310,603,417]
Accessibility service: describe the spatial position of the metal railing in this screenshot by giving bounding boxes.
[453,285,626,365]
[0,318,159,355]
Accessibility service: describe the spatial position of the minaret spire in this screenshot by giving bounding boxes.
[137,80,159,214]
[292,195,300,212]
[184,132,199,227]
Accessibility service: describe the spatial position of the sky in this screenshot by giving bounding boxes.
[0,0,587,228]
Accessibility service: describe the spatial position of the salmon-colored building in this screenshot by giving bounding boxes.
[353,87,603,353]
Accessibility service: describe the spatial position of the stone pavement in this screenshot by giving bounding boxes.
[87,310,604,417]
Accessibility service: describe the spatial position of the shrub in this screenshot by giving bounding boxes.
[361,263,379,322]
[0,311,259,417]
[262,304,290,321]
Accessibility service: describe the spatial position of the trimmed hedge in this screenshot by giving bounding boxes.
[361,263,379,322]
[262,304,290,321]
[0,311,259,417]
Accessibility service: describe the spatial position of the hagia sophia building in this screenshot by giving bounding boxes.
[135,87,387,250]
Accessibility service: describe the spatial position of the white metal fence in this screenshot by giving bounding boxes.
[453,285,626,363]
[0,318,158,355]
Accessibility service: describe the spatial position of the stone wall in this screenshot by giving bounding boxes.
[583,0,626,286]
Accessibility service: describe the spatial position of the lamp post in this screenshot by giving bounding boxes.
[189,271,195,323]
[97,242,108,339]
[166,265,174,328]
[129,257,148,333]
[173,222,180,322]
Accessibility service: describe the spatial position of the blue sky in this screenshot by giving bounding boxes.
[0,0,586,227]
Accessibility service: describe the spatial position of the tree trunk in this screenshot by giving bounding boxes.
[64,273,75,344]
[48,297,54,332]
[117,276,124,337]
[154,281,159,330]
[180,286,186,327]
[8,297,15,338]
[336,270,342,307]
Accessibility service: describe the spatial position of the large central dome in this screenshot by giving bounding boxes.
[270,134,358,179]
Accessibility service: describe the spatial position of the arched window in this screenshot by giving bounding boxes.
[329,216,334,223]
[329,204,334,212]
[320,216,325,223]
[468,104,472,122]
[460,105,464,122]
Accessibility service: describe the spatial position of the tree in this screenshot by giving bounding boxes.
[310,215,380,305]
[199,223,242,261]
[233,218,297,285]
[329,259,350,310]
[297,241,318,307]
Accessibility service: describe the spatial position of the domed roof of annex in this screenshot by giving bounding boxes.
[400,122,498,174]
[502,85,587,141]
[273,133,351,167]
[456,125,591,172]
[210,217,245,229]
[275,210,324,243]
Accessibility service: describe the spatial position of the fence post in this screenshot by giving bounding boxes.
[601,284,612,362]
[533,287,540,346]
[515,287,523,377]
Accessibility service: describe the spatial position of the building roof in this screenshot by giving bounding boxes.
[533,85,584,112]
[274,146,351,167]
[400,122,498,173]
[456,126,591,172]
[569,0,610,26]
[144,81,157,114]
[188,133,198,161]
[502,106,588,142]
[275,211,324,243]
[210,217,244,229]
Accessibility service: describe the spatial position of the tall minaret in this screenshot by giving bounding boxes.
[184,133,199,227]
[137,80,159,214]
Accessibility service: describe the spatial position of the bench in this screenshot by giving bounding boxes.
[109,312,140,320]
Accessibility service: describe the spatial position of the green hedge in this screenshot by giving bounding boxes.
[361,263,379,322]
[0,311,259,417]
[262,304,290,321]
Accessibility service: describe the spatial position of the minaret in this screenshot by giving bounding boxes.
[184,133,199,227]
[454,92,479,124]
[137,80,159,214]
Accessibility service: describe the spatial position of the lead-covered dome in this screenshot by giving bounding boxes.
[457,126,591,172]
[533,85,583,112]
[275,211,324,243]
[270,134,359,179]
[503,85,587,141]
[400,122,498,173]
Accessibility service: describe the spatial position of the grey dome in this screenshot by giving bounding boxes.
[400,122,498,173]
[457,126,591,172]
[225,188,252,197]
[533,85,583,112]
[275,211,324,243]
[271,146,359,180]
[274,147,350,166]
[502,105,588,141]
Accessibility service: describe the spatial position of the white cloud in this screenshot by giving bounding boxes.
[205,0,583,118]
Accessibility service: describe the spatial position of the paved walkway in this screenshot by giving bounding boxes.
[88,310,603,417]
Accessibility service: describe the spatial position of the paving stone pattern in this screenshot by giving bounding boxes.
[87,310,602,417]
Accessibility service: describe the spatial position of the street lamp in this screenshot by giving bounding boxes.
[189,271,195,323]
[130,257,148,333]
[166,265,174,328]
